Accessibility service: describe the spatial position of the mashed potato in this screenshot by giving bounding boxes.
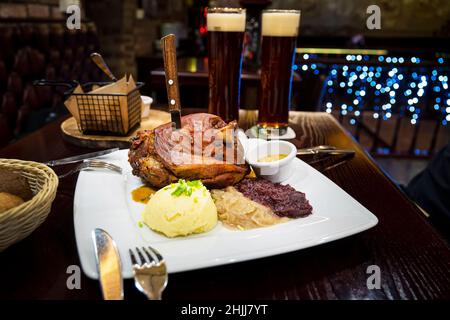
[143,180,217,237]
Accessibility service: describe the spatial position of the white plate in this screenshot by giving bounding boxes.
[74,149,378,279]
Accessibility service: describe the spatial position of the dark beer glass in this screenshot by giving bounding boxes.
[258,10,301,135]
[207,7,246,122]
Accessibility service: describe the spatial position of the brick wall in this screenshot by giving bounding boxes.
[84,0,138,78]
[270,0,450,37]
[0,0,63,19]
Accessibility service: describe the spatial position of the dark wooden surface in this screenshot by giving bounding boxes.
[1,110,449,300]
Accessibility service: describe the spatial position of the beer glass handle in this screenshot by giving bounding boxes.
[160,34,181,113]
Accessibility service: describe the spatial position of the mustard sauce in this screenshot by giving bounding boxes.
[132,185,156,204]
[245,167,257,179]
[258,153,288,163]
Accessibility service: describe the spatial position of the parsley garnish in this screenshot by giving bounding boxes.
[170,179,203,197]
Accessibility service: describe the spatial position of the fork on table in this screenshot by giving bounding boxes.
[57,159,122,178]
[129,246,168,300]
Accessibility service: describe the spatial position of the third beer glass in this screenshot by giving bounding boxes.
[258,10,301,135]
[207,7,246,122]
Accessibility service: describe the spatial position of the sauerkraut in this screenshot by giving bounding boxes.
[211,187,288,230]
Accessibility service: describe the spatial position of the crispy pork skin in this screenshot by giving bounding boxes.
[129,113,248,188]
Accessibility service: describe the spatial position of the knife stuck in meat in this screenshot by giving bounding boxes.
[160,34,182,130]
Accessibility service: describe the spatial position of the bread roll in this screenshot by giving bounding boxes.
[0,168,33,200]
[0,192,24,213]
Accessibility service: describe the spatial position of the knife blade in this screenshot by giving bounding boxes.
[297,148,355,156]
[160,34,182,130]
[92,228,124,300]
[44,148,119,166]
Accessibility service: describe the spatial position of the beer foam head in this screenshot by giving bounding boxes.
[262,10,300,37]
[207,9,246,32]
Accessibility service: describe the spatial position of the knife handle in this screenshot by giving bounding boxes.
[90,53,117,82]
[160,34,181,112]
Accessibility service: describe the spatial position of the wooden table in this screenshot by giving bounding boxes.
[1,110,449,300]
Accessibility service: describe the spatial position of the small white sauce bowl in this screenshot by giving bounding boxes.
[245,140,297,183]
[141,95,153,118]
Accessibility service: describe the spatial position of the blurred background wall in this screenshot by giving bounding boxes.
[270,0,450,37]
[212,0,450,36]
[0,0,449,184]
[3,0,448,77]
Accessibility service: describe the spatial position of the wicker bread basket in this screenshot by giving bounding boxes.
[0,159,58,251]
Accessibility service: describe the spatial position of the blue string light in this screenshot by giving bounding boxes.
[297,54,448,127]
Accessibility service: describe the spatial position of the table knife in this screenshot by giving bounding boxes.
[44,148,119,166]
[92,228,124,300]
[297,148,355,156]
[160,34,182,130]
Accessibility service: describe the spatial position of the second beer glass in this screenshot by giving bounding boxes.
[258,10,301,135]
[207,7,246,122]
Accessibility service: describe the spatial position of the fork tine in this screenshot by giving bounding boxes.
[88,161,109,167]
[94,162,122,172]
[135,247,147,264]
[129,249,138,265]
[90,160,113,167]
[106,165,122,172]
[86,161,122,173]
[89,162,114,170]
[129,245,167,300]
[148,246,164,262]
[142,247,156,264]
